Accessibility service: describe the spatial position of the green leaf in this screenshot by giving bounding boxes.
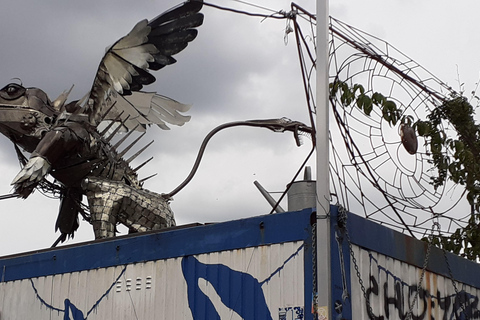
[383,100,397,111]
[416,121,428,136]
[363,97,373,116]
[356,94,364,110]
[353,84,365,95]
[372,92,384,105]
[455,141,464,153]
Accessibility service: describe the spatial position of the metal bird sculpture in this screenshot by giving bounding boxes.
[0,0,204,244]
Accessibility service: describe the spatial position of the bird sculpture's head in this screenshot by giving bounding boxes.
[0,83,58,152]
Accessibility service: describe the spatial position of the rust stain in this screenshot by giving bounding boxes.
[425,270,432,319]
[404,235,423,266]
[432,273,438,319]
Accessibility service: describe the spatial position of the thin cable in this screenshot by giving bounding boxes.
[203,1,289,19]
[123,272,139,320]
[330,95,416,238]
[268,145,315,214]
[265,7,317,214]
[230,0,278,14]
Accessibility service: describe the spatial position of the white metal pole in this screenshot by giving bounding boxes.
[316,0,331,319]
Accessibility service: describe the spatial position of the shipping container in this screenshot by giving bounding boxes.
[1,206,479,319]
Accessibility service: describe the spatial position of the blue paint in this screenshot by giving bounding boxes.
[182,256,273,320]
[279,306,304,319]
[4,204,479,320]
[29,278,64,313]
[329,205,480,319]
[0,208,314,282]
[29,265,127,320]
[1,208,316,319]
[368,254,410,287]
[330,220,352,319]
[331,206,480,291]
[302,229,314,320]
[63,299,84,320]
[260,243,305,286]
[181,243,307,319]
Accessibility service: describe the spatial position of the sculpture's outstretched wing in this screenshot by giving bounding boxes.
[83,0,203,129]
[97,92,192,133]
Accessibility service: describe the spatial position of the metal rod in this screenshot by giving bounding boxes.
[253,180,285,213]
[133,157,154,172]
[111,124,140,150]
[98,111,124,137]
[164,119,312,199]
[125,139,153,163]
[117,132,147,160]
[51,234,65,248]
[0,193,19,200]
[104,115,131,143]
[315,0,332,318]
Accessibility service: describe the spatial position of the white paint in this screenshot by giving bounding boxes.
[198,278,243,320]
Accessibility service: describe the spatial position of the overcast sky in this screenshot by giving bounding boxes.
[0,0,478,256]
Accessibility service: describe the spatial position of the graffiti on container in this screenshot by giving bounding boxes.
[182,256,273,320]
[181,243,304,320]
[26,244,304,319]
[365,254,480,319]
[279,306,304,320]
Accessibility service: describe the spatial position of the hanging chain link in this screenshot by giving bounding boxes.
[339,205,469,319]
[337,206,376,319]
[312,222,318,318]
[443,248,461,297]
[405,221,435,320]
[441,229,468,318]
[406,218,469,319]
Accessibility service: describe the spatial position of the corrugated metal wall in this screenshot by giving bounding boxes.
[328,206,480,320]
[350,244,480,320]
[0,241,305,319]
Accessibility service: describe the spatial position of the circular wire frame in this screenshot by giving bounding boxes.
[328,17,467,238]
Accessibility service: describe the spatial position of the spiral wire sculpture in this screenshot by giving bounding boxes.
[328,17,469,238]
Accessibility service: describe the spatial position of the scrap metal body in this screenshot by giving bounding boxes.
[0,0,204,241]
[0,85,175,239]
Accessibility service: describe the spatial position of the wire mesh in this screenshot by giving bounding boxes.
[328,17,469,238]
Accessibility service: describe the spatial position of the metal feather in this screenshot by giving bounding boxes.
[116,133,147,160]
[111,124,141,151]
[133,157,154,172]
[125,140,154,163]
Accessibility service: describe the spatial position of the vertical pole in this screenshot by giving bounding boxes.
[316,0,331,319]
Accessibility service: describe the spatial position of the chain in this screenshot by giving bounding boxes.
[405,223,435,320]
[312,222,318,317]
[443,248,460,293]
[441,231,469,318]
[339,206,469,319]
[337,206,376,319]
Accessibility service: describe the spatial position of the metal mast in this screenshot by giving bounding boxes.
[316,0,331,319]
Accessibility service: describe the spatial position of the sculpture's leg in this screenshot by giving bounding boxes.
[82,176,175,239]
[82,178,122,239]
[118,186,176,232]
[90,209,117,239]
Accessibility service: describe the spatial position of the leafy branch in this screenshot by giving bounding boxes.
[331,79,480,261]
[330,81,404,125]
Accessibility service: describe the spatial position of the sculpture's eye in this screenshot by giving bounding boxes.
[0,83,26,100]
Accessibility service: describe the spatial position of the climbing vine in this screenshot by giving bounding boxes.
[330,79,480,261]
